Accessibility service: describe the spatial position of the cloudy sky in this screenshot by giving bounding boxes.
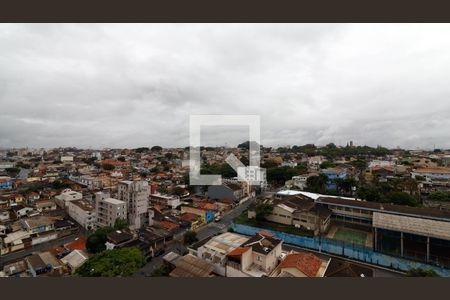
[1,24,450,150]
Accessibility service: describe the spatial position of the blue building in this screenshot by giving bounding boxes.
[320,168,347,190]
[0,177,13,189]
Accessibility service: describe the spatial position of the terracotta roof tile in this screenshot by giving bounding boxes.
[279,252,322,277]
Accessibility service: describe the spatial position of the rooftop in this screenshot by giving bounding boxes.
[241,233,282,255]
[324,258,373,277]
[278,252,324,277]
[65,236,87,251]
[317,196,450,221]
[22,215,55,229]
[103,197,126,205]
[70,199,95,211]
[169,254,214,277]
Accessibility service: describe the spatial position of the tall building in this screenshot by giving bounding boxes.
[95,191,127,228]
[117,180,150,229]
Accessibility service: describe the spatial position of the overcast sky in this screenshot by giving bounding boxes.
[1,24,450,150]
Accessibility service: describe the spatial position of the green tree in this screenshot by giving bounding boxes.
[357,184,382,202]
[266,165,308,185]
[75,247,145,277]
[102,163,115,171]
[134,147,149,153]
[406,268,439,277]
[255,203,273,221]
[429,191,450,202]
[86,226,114,253]
[151,146,163,152]
[351,159,368,173]
[82,157,97,165]
[51,180,71,190]
[335,177,357,196]
[385,191,419,207]
[319,161,334,169]
[5,167,20,177]
[306,174,328,194]
[151,264,171,277]
[114,218,128,230]
[183,230,198,245]
[117,156,126,162]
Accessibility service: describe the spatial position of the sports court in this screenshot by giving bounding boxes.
[327,225,373,247]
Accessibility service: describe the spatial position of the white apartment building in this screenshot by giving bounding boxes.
[95,192,127,228]
[117,180,150,229]
[67,199,96,230]
[55,189,82,208]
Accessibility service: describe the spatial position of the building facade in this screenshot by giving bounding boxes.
[117,180,150,229]
[95,192,127,228]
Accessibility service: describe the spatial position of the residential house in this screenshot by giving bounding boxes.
[225,232,283,277]
[21,215,55,234]
[34,200,57,212]
[60,250,89,274]
[195,232,250,276]
[269,251,330,277]
[320,167,348,190]
[411,168,450,181]
[0,176,13,189]
[324,258,373,277]
[180,205,214,224]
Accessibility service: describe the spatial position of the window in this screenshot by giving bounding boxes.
[256,255,262,262]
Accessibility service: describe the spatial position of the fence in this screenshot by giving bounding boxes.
[232,223,450,277]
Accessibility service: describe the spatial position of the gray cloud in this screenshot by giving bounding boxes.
[1,24,450,150]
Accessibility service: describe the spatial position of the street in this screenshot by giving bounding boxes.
[0,232,82,268]
[134,197,255,276]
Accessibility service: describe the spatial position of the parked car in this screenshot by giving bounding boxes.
[214,216,222,222]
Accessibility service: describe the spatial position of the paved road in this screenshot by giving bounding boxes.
[0,233,82,267]
[134,198,255,277]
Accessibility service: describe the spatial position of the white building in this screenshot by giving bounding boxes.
[368,160,395,168]
[411,168,450,181]
[95,192,127,228]
[91,151,102,161]
[150,193,181,209]
[60,155,74,163]
[195,232,250,276]
[117,180,150,229]
[67,199,96,230]
[60,250,89,273]
[281,161,298,168]
[285,175,310,190]
[55,189,82,208]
